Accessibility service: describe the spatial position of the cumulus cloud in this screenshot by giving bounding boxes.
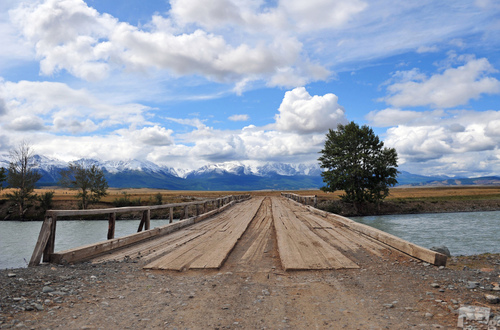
[0,80,150,131]
[6,115,45,131]
[383,110,500,176]
[169,0,367,32]
[382,56,500,108]
[9,0,329,88]
[0,97,7,115]
[274,87,347,133]
[228,114,249,122]
[129,126,174,146]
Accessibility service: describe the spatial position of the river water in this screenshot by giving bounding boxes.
[353,211,500,257]
[1,211,499,269]
[0,219,176,269]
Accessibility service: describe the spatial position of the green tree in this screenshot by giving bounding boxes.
[318,122,399,210]
[5,141,42,219]
[59,162,108,209]
[38,191,55,213]
[0,167,6,191]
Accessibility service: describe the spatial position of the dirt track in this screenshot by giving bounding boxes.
[1,196,500,329]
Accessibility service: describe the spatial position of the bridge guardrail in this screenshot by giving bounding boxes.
[29,194,250,266]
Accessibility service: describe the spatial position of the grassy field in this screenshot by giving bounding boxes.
[21,185,500,203]
[2,186,500,219]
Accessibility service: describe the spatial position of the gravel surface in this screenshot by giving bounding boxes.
[1,251,500,329]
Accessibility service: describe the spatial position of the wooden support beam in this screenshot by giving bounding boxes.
[43,215,57,263]
[29,216,53,267]
[108,213,116,239]
[144,209,150,230]
[169,207,174,224]
[184,205,189,219]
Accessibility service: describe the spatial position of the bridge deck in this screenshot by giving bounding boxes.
[86,196,408,271]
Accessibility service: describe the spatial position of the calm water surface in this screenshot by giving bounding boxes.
[0,219,176,269]
[353,211,500,256]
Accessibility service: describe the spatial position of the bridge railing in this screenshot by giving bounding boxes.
[281,192,317,207]
[29,194,250,266]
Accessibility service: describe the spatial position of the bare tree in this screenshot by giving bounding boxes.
[6,141,42,219]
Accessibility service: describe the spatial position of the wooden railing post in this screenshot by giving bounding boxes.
[43,215,57,263]
[29,215,54,266]
[137,210,150,232]
[144,209,150,230]
[184,205,189,219]
[169,207,174,223]
[108,213,116,239]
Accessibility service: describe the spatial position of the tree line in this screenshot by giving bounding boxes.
[0,141,108,219]
[1,124,399,219]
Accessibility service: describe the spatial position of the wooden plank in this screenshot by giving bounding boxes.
[272,198,359,270]
[29,216,53,267]
[144,198,263,270]
[51,197,241,264]
[302,204,447,266]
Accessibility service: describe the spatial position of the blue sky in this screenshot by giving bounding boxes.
[1,0,500,177]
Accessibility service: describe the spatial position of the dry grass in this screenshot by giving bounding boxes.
[5,185,495,203]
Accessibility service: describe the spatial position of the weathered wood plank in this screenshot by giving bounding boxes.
[144,198,263,270]
[43,215,57,263]
[29,216,53,267]
[49,197,244,264]
[272,198,359,270]
[301,203,447,266]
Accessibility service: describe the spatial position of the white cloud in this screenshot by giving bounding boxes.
[228,114,249,122]
[366,108,447,127]
[274,87,347,133]
[383,109,500,177]
[0,80,150,131]
[169,0,367,32]
[383,56,500,108]
[416,45,439,53]
[10,0,329,88]
[6,115,45,131]
[283,0,368,31]
[128,126,174,146]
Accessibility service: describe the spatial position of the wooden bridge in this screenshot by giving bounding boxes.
[29,194,447,270]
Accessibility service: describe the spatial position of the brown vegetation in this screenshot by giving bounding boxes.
[2,186,500,220]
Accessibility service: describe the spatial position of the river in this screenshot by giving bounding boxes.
[353,211,500,256]
[1,211,499,269]
[0,219,176,269]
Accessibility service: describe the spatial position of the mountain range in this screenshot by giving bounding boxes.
[0,155,499,190]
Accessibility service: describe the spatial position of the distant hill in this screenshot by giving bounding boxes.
[0,156,498,190]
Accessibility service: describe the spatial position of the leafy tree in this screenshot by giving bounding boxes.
[59,162,108,209]
[0,167,6,191]
[5,141,42,219]
[38,191,55,213]
[318,122,398,210]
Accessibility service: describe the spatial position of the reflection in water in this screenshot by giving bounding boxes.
[353,211,500,256]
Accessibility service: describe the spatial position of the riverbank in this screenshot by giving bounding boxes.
[317,198,500,216]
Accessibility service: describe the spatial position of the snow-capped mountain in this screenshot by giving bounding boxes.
[0,155,324,190]
[4,155,486,190]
